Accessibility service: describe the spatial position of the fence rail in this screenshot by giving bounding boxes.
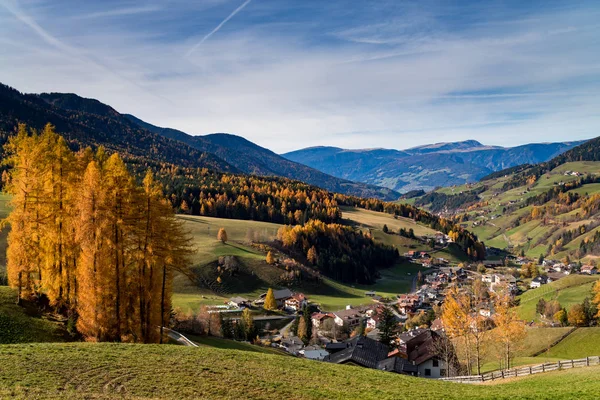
[440,356,600,383]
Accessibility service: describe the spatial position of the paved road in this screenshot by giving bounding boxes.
[163,327,198,347]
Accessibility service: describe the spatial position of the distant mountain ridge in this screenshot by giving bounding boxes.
[0,83,398,200]
[283,139,585,193]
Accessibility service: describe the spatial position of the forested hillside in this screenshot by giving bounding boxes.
[0,83,397,200]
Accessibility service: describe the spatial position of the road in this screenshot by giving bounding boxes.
[163,327,198,347]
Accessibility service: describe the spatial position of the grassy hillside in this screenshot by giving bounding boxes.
[541,328,600,359]
[516,275,599,321]
[0,287,66,344]
[172,213,429,312]
[1,343,600,399]
[410,159,600,263]
[341,206,468,263]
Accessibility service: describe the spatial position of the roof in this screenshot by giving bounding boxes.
[581,265,597,271]
[273,288,293,300]
[304,349,329,360]
[287,293,306,302]
[405,329,441,365]
[333,308,362,320]
[229,297,248,304]
[377,357,419,374]
[398,328,429,344]
[324,336,390,369]
[282,336,304,346]
[311,312,334,321]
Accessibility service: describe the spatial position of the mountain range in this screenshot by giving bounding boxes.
[0,83,398,200]
[282,140,585,193]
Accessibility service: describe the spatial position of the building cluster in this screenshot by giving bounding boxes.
[226,289,308,312]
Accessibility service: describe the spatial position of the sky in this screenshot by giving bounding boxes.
[1,0,599,153]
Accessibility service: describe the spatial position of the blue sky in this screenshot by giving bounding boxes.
[1,0,599,152]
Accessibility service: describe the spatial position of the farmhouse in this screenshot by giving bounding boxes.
[227,297,250,308]
[284,293,307,311]
[581,265,597,275]
[311,312,334,328]
[530,275,550,288]
[332,307,363,328]
[324,336,389,369]
[402,329,448,378]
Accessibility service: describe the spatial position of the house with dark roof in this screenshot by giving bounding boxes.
[325,336,420,376]
[377,356,418,376]
[259,288,293,308]
[530,275,549,289]
[324,336,390,369]
[402,329,448,378]
[281,335,304,355]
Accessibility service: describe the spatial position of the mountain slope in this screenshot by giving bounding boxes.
[123,114,399,200]
[0,84,236,172]
[408,136,600,261]
[0,83,398,200]
[283,140,584,193]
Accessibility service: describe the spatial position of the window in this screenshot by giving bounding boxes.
[433,359,439,367]
[425,369,431,376]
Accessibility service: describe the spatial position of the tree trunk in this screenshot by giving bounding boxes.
[160,264,167,344]
[16,272,22,305]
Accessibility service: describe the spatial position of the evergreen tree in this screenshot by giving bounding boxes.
[377,307,397,346]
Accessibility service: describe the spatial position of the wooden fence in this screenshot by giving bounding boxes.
[440,356,600,383]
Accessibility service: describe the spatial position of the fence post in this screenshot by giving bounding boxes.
[501,370,504,379]
[586,357,589,366]
[542,364,545,372]
[572,359,574,368]
[529,366,532,374]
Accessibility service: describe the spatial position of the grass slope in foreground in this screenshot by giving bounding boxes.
[2,343,600,399]
[0,287,66,344]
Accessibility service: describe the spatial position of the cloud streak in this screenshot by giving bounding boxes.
[1,0,599,152]
[185,0,252,57]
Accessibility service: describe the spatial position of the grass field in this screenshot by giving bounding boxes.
[1,343,600,399]
[479,327,573,373]
[0,287,66,344]
[541,328,600,359]
[341,206,437,237]
[517,275,599,321]
[185,334,287,356]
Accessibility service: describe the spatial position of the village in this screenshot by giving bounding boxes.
[188,244,598,379]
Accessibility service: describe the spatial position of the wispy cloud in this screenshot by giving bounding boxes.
[74,5,162,20]
[1,0,599,152]
[185,0,252,57]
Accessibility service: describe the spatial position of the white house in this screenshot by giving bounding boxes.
[530,275,549,288]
